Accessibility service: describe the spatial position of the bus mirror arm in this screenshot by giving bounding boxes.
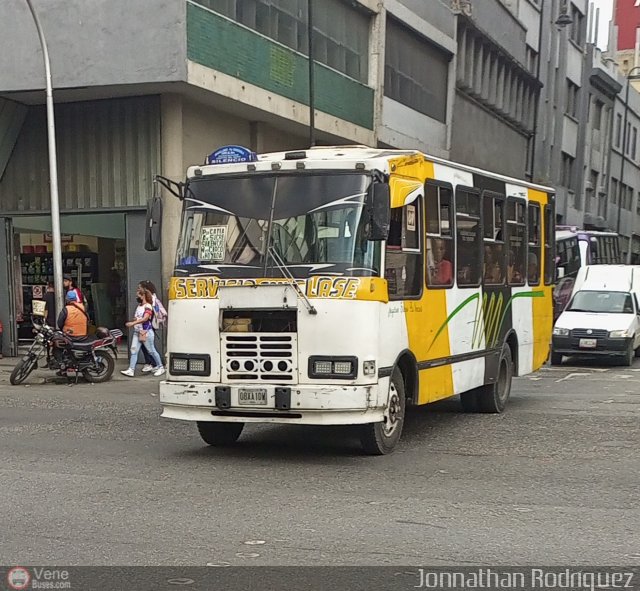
[365,183,390,241]
[154,175,187,201]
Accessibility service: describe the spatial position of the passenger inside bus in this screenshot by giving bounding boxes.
[484,244,504,284]
[428,238,453,286]
[527,252,539,284]
[507,250,524,284]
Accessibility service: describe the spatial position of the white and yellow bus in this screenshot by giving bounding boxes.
[156,145,554,454]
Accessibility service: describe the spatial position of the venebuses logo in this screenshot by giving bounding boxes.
[7,567,31,590]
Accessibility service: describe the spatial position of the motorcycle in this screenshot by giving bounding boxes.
[10,320,123,386]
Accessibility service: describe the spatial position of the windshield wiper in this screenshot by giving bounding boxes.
[267,246,317,315]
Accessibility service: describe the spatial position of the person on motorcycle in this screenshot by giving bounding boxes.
[56,291,88,338]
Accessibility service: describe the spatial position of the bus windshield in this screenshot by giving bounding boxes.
[567,290,634,314]
[175,172,381,278]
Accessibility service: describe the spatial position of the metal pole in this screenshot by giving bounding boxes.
[308,0,315,147]
[24,0,64,315]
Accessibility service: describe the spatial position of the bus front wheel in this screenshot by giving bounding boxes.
[360,367,406,455]
[197,421,244,446]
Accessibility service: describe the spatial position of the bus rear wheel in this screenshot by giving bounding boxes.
[460,345,513,414]
[197,421,244,446]
[360,367,405,455]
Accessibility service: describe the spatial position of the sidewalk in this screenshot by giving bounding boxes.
[0,344,164,387]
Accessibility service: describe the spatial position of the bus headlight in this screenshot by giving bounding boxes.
[308,356,358,379]
[553,327,569,336]
[170,354,211,376]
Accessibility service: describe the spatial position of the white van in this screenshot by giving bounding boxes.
[551,265,640,366]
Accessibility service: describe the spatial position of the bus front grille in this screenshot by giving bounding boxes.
[221,333,297,382]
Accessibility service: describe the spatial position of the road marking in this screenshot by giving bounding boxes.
[555,372,592,382]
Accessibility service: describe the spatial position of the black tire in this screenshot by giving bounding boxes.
[197,421,244,446]
[635,345,640,358]
[459,389,479,413]
[550,351,563,366]
[360,367,406,455]
[83,353,115,383]
[10,354,38,385]
[623,343,634,367]
[476,345,513,413]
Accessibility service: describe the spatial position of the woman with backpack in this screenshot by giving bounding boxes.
[137,280,167,374]
[121,287,164,377]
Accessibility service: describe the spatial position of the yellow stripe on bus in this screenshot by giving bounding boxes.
[389,157,454,404]
[528,188,553,370]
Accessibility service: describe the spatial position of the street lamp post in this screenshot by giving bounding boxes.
[307,0,316,147]
[616,67,640,264]
[24,0,64,315]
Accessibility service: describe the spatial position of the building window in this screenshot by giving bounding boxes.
[525,46,538,74]
[616,113,622,147]
[593,100,603,130]
[385,17,450,122]
[565,80,579,118]
[611,178,618,205]
[633,127,638,160]
[561,153,575,190]
[201,0,371,83]
[570,4,584,47]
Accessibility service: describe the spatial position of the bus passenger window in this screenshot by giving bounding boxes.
[483,191,506,285]
[385,201,423,298]
[456,187,481,287]
[528,203,541,285]
[507,199,526,286]
[425,182,454,289]
[544,204,554,285]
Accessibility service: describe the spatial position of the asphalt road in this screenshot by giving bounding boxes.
[0,355,639,568]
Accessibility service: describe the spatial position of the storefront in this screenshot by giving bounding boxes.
[12,213,127,340]
[0,96,162,356]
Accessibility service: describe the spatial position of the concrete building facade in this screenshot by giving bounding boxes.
[0,0,457,356]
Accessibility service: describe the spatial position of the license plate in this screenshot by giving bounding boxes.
[238,388,268,406]
[579,338,597,348]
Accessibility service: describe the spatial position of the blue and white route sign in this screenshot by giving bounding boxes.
[206,145,258,164]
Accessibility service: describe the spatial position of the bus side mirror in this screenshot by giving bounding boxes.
[365,183,390,241]
[144,196,162,251]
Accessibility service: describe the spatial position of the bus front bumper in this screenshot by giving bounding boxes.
[159,380,386,425]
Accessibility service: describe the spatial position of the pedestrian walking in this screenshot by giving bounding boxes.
[137,280,167,374]
[121,287,164,378]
